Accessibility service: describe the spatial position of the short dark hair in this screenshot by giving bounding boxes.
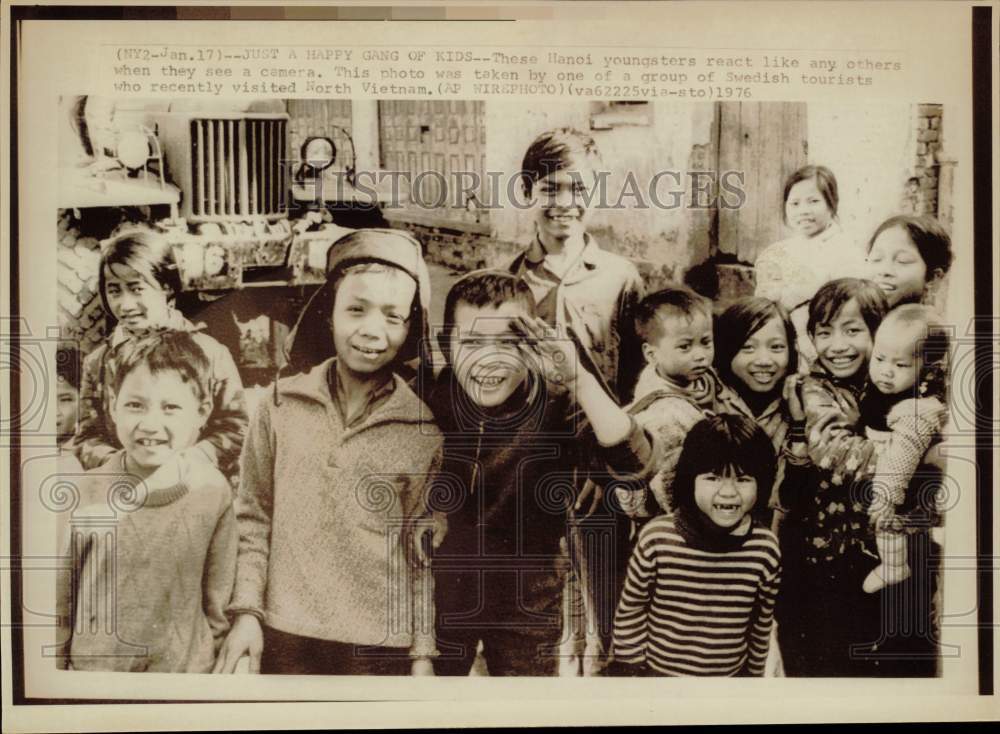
[714,297,797,389]
[634,285,712,345]
[807,278,888,338]
[520,128,601,197]
[108,331,211,405]
[99,229,182,325]
[671,414,776,523]
[56,345,81,391]
[783,165,839,221]
[868,214,954,279]
[440,270,535,364]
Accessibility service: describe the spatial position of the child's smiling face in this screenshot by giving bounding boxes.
[729,316,790,394]
[694,468,757,531]
[866,225,929,307]
[103,263,173,335]
[112,364,207,478]
[812,298,874,379]
[330,269,415,377]
[643,310,714,385]
[529,157,597,248]
[869,321,922,396]
[451,300,531,409]
[784,177,833,238]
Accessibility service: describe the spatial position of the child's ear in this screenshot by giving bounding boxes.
[641,342,656,365]
[926,267,946,290]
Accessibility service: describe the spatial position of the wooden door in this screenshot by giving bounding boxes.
[715,102,808,263]
[378,100,487,229]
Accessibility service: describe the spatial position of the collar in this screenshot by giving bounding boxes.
[117,452,189,508]
[673,506,755,553]
[516,232,600,273]
[329,359,397,427]
[632,362,722,406]
[276,357,434,429]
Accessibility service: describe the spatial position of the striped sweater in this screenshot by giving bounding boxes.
[612,514,781,676]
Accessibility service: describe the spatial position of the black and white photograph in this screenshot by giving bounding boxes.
[4,1,996,730]
[48,95,960,678]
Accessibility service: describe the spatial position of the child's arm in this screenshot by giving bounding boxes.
[801,378,877,487]
[71,346,120,469]
[745,557,781,676]
[202,489,238,650]
[612,524,656,667]
[871,398,947,519]
[194,338,249,482]
[515,315,652,463]
[213,397,274,673]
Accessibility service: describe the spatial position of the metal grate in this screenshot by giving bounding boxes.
[189,118,287,221]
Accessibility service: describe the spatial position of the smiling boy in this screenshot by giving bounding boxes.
[426,271,652,676]
[509,128,646,673]
[56,332,237,672]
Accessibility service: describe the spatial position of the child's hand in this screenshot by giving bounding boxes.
[414,512,447,566]
[513,316,580,390]
[411,657,435,676]
[782,375,806,422]
[574,478,604,518]
[212,614,263,674]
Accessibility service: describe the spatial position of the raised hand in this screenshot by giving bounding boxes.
[512,315,580,390]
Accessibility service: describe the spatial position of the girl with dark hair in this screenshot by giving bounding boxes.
[714,296,799,520]
[72,229,247,485]
[611,414,781,677]
[755,165,868,369]
[865,214,954,310]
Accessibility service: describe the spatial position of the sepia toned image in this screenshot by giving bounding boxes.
[4,1,995,730]
[47,94,957,680]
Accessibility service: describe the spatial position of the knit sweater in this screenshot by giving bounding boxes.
[56,454,236,672]
[865,396,947,528]
[228,358,443,653]
[612,513,781,676]
[72,314,248,485]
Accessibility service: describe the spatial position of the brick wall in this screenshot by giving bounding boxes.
[906,104,944,217]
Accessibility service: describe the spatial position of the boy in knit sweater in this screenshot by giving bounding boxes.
[214,230,442,676]
[426,271,653,676]
[56,331,237,672]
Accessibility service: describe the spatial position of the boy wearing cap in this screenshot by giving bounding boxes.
[214,230,443,676]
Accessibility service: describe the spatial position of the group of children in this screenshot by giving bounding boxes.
[54,129,954,679]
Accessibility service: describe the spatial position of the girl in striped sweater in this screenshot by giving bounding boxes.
[611,414,781,676]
